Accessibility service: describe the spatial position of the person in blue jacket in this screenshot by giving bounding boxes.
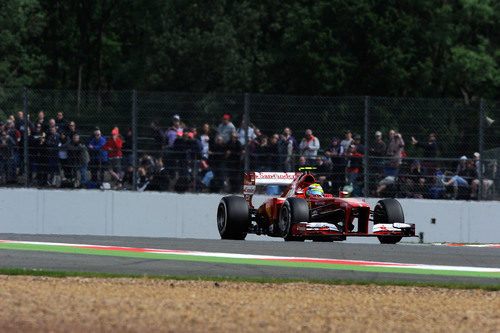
[88,128,107,184]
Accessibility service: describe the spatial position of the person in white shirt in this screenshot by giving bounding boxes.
[236,119,256,146]
[340,130,352,153]
[299,129,320,161]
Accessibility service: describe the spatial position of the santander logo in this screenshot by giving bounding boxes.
[255,173,296,180]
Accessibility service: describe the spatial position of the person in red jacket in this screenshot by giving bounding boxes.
[103,127,123,182]
[342,144,363,185]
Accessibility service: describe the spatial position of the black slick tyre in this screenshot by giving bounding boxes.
[279,197,309,241]
[217,196,249,240]
[373,198,404,244]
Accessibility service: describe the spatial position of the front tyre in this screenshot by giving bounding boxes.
[373,198,404,244]
[279,197,309,241]
[217,196,249,240]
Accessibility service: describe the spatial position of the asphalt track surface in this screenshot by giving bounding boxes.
[0,234,499,285]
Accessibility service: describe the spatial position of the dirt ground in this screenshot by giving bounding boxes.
[0,275,498,332]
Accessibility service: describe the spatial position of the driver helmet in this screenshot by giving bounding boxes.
[305,183,324,197]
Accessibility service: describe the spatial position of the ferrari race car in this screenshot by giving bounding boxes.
[216,171,416,244]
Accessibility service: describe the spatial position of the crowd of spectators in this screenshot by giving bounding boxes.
[0,110,128,190]
[143,113,496,199]
[0,110,496,199]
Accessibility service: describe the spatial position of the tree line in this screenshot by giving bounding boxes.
[1,0,499,102]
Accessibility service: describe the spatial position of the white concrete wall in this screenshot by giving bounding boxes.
[0,188,498,243]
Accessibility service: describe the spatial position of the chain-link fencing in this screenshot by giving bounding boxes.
[0,88,497,200]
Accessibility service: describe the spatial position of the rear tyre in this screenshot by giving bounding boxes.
[373,198,404,244]
[279,197,309,241]
[217,196,249,240]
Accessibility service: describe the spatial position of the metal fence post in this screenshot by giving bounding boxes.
[132,90,138,190]
[478,99,484,201]
[363,96,369,197]
[23,88,29,187]
[243,93,250,174]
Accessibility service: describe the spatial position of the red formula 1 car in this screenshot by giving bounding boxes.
[217,171,416,244]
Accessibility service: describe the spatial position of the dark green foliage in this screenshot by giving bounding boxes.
[1,0,499,100]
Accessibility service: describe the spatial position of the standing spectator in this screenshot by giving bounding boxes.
[55,112,69,134]
[165,115,184,148]
[386,130,405,176]
[340,130,352,153]
[67,134,89,187]
[254,136,271,171]
[33,132,48,186]
[325,138,345,194]
[150,120,166,154]
[275,132,290,171]
[67,121,78,139]
[103,128,123,184]
[172,130,201,190]
[247,133,261,171]
[45,126,61,185]
[15,111,33,133]
[343,144,362,185]
[122,127,133,166]
[217,114,236,143]
[172,131,190,178]
[279,129,295,172]
[369,131,387,189]
[299,129,320,161]
[352,134,365,154]
[46,119,56,135]
[236,119,256,146]
[6,119,21,144]
[187,131,202,161]
[411,133,437,174]
[226,132,243,193]
[28,123,44,182]
[36,111,50,134]
[58,131,71,179]
[199,123,212,160]
[269,134,281,171]
[282,127,298,150]
[325,138,344,157]
[88,129,107,184]
[0,131,16,184]
[32,123,43,138]
[6,120,21,180]
[369,131,386,161]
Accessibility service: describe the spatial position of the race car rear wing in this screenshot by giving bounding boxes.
[243,172,301,208]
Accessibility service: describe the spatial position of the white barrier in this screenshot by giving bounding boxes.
[0,188,498,243]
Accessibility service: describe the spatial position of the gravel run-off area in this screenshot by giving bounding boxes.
[0,275,498,332]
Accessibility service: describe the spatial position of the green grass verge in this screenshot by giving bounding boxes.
[1,267,498,291]
[2,242,498,278]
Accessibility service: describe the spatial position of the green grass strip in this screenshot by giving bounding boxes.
[0,268,499,291]
[0,242,499,279]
